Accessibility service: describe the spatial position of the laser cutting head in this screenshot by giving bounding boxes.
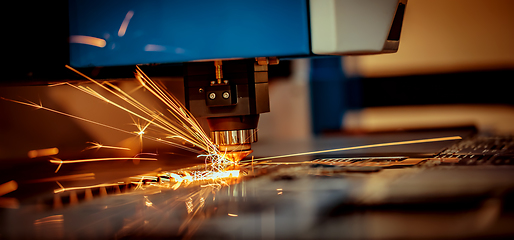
[209,117,259,162]
[184,58,275,162]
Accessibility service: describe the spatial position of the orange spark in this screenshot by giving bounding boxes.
[50,157,157,173]
[28,173,95,183]
[0,97,200,153]
[28,147,59,158]
[49,157,157,164]
[0,180,18,196]
[54,183,120,194]
[118,10,134,37]
[83,142,130,151]
[248,136,462,162]
[69,35,106,48]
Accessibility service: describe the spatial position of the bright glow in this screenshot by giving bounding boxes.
[54,183,120,194]
[4,65,245,190]
[169,173,184,182]
[118,10,134,37]
[228,213,238,217]
[186,197,193,214]
[28,147,59,158]
[69,35,106,48]
[144,196,153,207]
[49,157,157,164]
[83,142,130,151]
[0,180,18,196]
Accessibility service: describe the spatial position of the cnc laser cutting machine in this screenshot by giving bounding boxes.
[5,1,514,239]
[66,0,407,161]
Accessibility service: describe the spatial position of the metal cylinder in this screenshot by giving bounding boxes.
[211,129,258,146]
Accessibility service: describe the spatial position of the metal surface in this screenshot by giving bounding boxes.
[2,132,514,239]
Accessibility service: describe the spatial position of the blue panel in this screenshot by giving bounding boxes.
[309,57,346,134]
[69,0,310,67]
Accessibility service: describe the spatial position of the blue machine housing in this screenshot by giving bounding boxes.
[69,0,311,67]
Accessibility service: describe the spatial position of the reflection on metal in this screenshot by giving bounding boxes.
[34,215,64,239]
[211,129,258,146]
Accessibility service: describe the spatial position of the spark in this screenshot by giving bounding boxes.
[1,97,197,153]
[228,213,238,217]
[54,183,120,194]
[131,116,154,152]
[245,136,462,162]
[64,65,216,155]
[83,142,130,151]
[55,181,64,189]
[144,196,153,207]
[50,157,157,173]
[171,182,182,190]
[50,157,157,164]
[0,181,18,197]
[133,152,158,158]
[28,173,95,183]
[118,10,134,37]
[69,35,106,48]
[28,147,59,158]
[186,197,193,214]
[5,65,241,190]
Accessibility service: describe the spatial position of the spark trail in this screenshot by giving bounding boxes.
[244,136,462,162]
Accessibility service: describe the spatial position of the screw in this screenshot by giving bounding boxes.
[199,88,204,93]
[222,91,230,99]
[208,92,216,100]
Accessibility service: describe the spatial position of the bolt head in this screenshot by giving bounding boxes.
[199,88,204,93]
[208,92,216,100]
[222,91,230,99]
